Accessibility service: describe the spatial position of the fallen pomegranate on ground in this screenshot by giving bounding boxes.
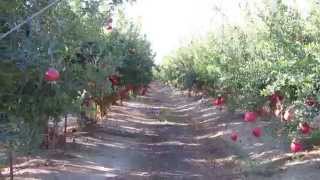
[230,132,238,142]
[252,127,262,137]
[212,97,225,106]
[291,139,303,153]
[244,112,257,122]
[45,68,60,81]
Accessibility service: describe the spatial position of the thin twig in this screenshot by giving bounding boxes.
[0,0,62,41]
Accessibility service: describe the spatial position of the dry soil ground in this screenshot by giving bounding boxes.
[3,81,320,180]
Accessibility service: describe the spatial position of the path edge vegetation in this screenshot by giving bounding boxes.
[0,0,154,172]
[157,0,320,153]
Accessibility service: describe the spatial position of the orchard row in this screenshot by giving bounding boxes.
[158,1,320,153]
[0,1,154,151]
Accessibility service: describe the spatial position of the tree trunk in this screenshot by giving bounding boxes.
[9,149,13,180]
[64,114,67,134]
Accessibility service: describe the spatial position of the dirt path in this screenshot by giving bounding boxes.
[7,82,320,180]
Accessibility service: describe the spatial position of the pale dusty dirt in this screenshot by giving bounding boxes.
[3,81,320,180]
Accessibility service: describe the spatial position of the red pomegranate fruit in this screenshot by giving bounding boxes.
[212,97,225,106]
[230,132,238,142]
[45,68,60,81]
[299,122,311,134]
[252,127,262,137]
[290,140,303,153]
[244,112,257,122]
[212,99,219,106]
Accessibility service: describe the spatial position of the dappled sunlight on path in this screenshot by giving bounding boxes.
[7,81,320,180]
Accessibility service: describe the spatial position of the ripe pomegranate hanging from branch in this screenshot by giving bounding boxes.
[45,68,60,82]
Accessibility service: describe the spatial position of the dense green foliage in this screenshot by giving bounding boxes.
[0,0,154,151]
[159,1,320,139]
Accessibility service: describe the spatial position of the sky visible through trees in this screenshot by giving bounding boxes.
[125,0,310,64]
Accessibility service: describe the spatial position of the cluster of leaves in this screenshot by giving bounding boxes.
[159,1,320,139]
[0,0,154,152]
